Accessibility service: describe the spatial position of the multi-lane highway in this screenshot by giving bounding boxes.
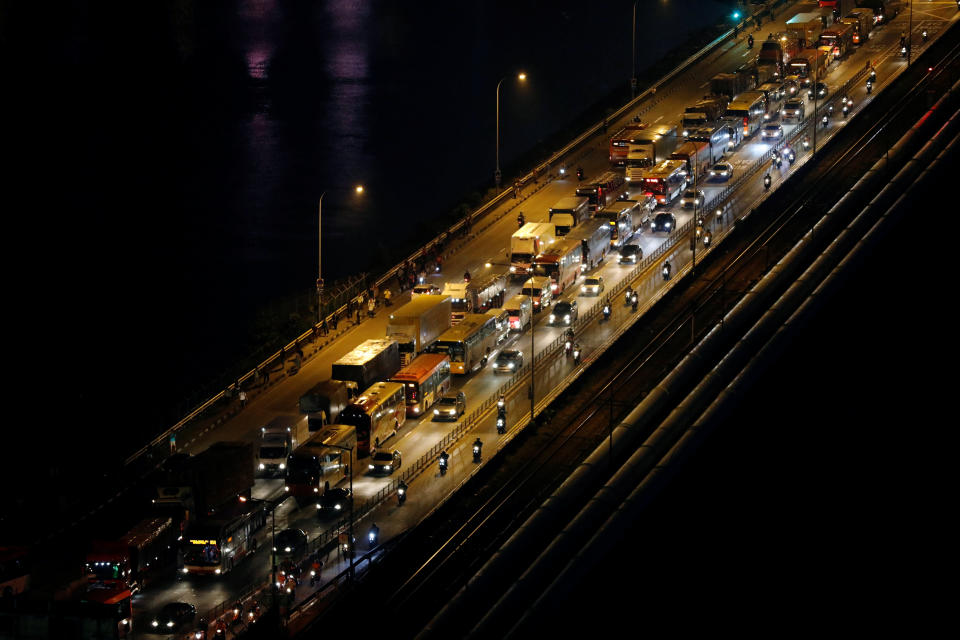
[128,1,960,635]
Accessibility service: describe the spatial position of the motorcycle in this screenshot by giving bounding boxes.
[869,69,877,84]
[564,340,573,357]
[397,482,407,505]
[763,173,771,190]
[821,114,829,128]
[842,104,849,117]
[747,35,754,48]
[923,29,928,43]
[786,148,795,164]
[624,288,633,307]
[517,213,525,228]
[496,414,506,434]
[438,452,449,475]
[662,261,671,280]
[802,136,810,150]
[601,304,611,322]
[901,44,908,58]
[368,526,379,549]
[472,440,483,462]
[463,271,471,283]
[572,345,581,365]
[576,167,584,181]
[631,293,638,312]
[497,393,505,409]
[703,230,713,248]
[715,207,723,220]
[866,80,873,94]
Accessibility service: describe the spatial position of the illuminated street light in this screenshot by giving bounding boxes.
[496,72,528,188]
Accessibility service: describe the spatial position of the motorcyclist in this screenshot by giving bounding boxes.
[631,293,638,312]
[763,173,771,190]
[866,79,873,94]
[517,212,525,228]
[747,34,754,48]
[821,114,829,128]
[572,343,581,363]
[869,68,877,83]
[922,28,928,42]
[565,327,575,342]
[662,260,671,279]
[439,450,449,472]
[497,392,505,408]
[473,438,483,460]
[602,302,611,321]
[463,270,471,283]
[624,286,633,306]
[397,480,408,504]
[803,135,810,149]
[900,32,906,48]
[576,166,584,181]
[368,523,380,547]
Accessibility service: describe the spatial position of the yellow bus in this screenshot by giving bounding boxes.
[338,382,406,456]
[429,313,498,374]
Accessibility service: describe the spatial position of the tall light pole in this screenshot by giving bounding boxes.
[907,1,913,66]
[326,444,355,580]
[631,1,638,98]
[496,72,527,188]
[317,192,326,326]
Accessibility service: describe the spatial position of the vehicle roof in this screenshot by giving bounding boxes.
[554,300,575,308]
[522,276,551,287]
[391,353,450,382]
[334,338,396,366]
[387,295,451,321]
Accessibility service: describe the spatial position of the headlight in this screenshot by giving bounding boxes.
[335,504,342,510]
[508,362,515,369]
[313,487,319,492]
[285,546,291,552]
[369,464,375,469]
[152,621,159,627]
[564,314,570,322]
[284,486,289,491]
[279,463,285,469]
[509,266,516,272]
[665,223,672,229]
[581,285,586,291]
[215,568,222,574]
[385,465,392,470]
[259,463,265,470]
[182,567,189,574]
[434,409,439,414]
[549,314,556,322]
[167,621,175,628]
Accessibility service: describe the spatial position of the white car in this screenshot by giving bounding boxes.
[761,124,783,140]
[579,276,604,296]
[680,189,705,208]
[709,162,733,181]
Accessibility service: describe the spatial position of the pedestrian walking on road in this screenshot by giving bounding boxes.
[355,306,362,325]
[332,313,339,331]
[383,288,392,306]
[321,317,329,336]
[367,297,376,317]
[239,390,247,408]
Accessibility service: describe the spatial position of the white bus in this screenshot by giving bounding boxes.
[726,91,767,138]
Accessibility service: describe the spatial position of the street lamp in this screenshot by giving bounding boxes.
[324,444,355,580]
[631,1,638,98]
[317,192,326,325]
[496,72,527,188]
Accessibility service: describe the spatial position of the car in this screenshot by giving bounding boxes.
[680,189,705,208]
[549,300,579,326]
[651,213,677,233]
[619,243,642,264]
[761,123,783,140]
[368,450,402,475]
[274,528,307,557]
[432,391,466,421]
[316,487,352,515]
[783,78,801,97]
[579,276,604,296]
[493,349,524,373]
[411,283,441,297]
[807,82,829,100]
[150,602,196,633]
[709,162,734,181]
[782,99,805,121]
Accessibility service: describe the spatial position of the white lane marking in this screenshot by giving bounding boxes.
[700,81,710,88]
[654,115,663,123]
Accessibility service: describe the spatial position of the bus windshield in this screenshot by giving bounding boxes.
[521,286,543,297]
[432,341,464,361]
[285,456,318,483]
[183,542,220,567]
[532,264,558,279]
[511,252,533,264]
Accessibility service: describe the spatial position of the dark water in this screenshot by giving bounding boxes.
[5,0,731,494]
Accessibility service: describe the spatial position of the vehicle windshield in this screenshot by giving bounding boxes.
[655,214,673,223]
[438,397,457,406]
[259,446,286,460]
[373,452,393,461]
[498,351,520,361]
[285,456,318,482]
[712,164,727,171]
[765,125,780,131]
[521,287,542,297]
[432,341,465,361]
[554,303,572,314]
[183,542,220,567]
[621,245,639,254]
[532,263,559,278]
[785,101,802,108]
[584,278,601,286]
[88,562,121,581]
[511,252,533,264]
[277,531,303,545]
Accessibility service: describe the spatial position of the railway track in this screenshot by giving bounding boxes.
[302,28,960,638]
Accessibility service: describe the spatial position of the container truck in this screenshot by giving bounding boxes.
[624,125,679,181]
[257,414,311,476]
[331,338,401,391]
[844,9,874,43]
[855,0,902,25]
[386,294,452,364]
[442,269,508,323]
[785,13,823,48]
[510,222,556,278]
[154,441,255,523]
[669,140,713,178]
[818,20,854,59]
[548,196,591,235]
[298,378,358,430]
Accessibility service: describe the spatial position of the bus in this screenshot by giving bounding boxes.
[390,353,451,418]
[85,517,178,593]
[533,238,582,294]
[566,218,611,271]
[338,382,406,455]
[600,199,651,248]
[726,91,767,137]
[285,424,357,500]
[548,196,590,236]
[575,172,627,212]
[0,547,30,599]
[81,583,134,639]
[609,124,647,166]
[429,313,498,375]
[181,498,267,575]
[639,159,688,205]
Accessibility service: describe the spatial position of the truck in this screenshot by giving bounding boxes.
[331,338,401,391]
[299,378,358,430]
[818,20,854,59]
[154,441,255,523]
[575,171,627,212]
[386,294,452,364]
[785,13,823,48]
[709,72,753,100]
[624,125,679,181]
[442,268,508,323]
[788,48,829,82]
[548,196,591,235]
[608,123,648,166]
[510,222,556,278]
[855,0,902,25]
[844,9,875,43]
[681,97,728,136]
[669,140,713,179]
[84,517,177,593]
[257,414,311,476]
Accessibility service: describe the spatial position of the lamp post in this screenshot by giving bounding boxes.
[631,1,638,98]
[496,72,527,188]
[907,0,913,66]
[325,444,355,580]
[317,192,325,326]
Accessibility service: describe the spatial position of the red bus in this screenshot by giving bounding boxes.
[390,353,452,418]
[608,124,647,166]
[81,583,134,638]
[640,159,688,205]
[338,381,407,455]
[533,238,582,294]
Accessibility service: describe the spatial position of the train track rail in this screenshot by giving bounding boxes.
[301,29,960,637]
